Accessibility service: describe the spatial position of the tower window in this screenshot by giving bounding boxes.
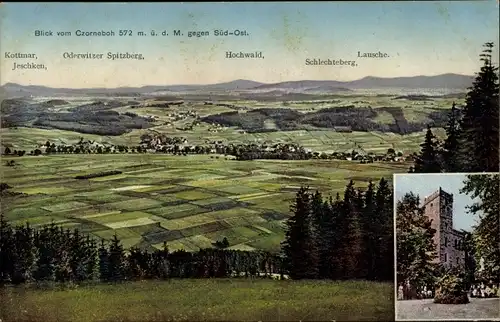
[444,253,447,262]
[455,240,457,247]
[445,237,448,247]
[430,203,433,207]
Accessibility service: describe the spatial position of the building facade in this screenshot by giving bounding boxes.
[423,188,466,269]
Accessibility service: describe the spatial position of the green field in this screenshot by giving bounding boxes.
[1,154,409,253]
[0,279,394,321]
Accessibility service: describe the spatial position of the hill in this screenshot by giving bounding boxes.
[1,74,473,97]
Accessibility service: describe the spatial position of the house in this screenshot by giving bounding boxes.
[334,126,353,133]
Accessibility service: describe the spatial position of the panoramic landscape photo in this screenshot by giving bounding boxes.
[0,2,498,321]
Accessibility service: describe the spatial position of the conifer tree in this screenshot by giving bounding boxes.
[310,190,331,278]
[458,43,499,172]
[360,181,376,279]
[84,236,99,281]
[442,102,461,172]
[413,125,441,173]
[374,178,394,281]
[69,229,83,281]
[339,180,363,279]
[98,239,110,281]
[326,193,343,280]
[108,234,127,281]
[35,226,55,281]
[281,187,318,279]
[53,227,72,282]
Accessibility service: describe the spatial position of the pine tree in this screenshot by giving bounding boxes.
[84,236,99,281]
[413,125,441,173]
[34,225,56,282]
[458,42,499,172]
[281,187,319,279]
[53,227,72,282]
[338,180,363,279]
[108,234,127,281]
[374,178,394,281]
[442,102,461,172]
[325,193,343,280]
[360,181,376,280]
[310,190,330,278]
[98,239,110,281]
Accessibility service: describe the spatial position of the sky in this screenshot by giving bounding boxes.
[394,174,487,232]
[1,2,499,88]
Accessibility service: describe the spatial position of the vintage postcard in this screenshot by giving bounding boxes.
[0,2,498,321]
[395,173,500,321]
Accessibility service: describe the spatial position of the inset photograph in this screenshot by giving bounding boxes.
[395,173,500,321]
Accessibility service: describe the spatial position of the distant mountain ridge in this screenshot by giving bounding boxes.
[253,74,474,90]
[1,74,474,97]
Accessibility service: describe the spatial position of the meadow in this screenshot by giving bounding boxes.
[0,279,394,321]
[1,153,409,253]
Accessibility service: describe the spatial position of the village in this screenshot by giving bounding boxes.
[2,133,414,164]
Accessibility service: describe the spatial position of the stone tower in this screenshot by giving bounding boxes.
[423,187,465,268]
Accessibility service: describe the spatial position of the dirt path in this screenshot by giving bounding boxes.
[396,298,500,320]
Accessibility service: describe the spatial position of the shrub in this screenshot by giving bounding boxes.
[75,170,122,180]
[434,273,469,304]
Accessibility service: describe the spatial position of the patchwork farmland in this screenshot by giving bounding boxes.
[1,154,408,253]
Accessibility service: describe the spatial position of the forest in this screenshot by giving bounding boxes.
[202,106,450,134]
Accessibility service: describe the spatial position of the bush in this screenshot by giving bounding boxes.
[75,170,122,180]
[434,273,469,304]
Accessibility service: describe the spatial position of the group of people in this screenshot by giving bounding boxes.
[470,283,499,298]
[398,282,500,300]
[397,284,434,300]
[418,286,434,299]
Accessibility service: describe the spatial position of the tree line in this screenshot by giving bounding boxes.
[0,218,286,285]
[412,43,499,173]
[3,140,403,163]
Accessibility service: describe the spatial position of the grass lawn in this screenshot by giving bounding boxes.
[0,279,394,321]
